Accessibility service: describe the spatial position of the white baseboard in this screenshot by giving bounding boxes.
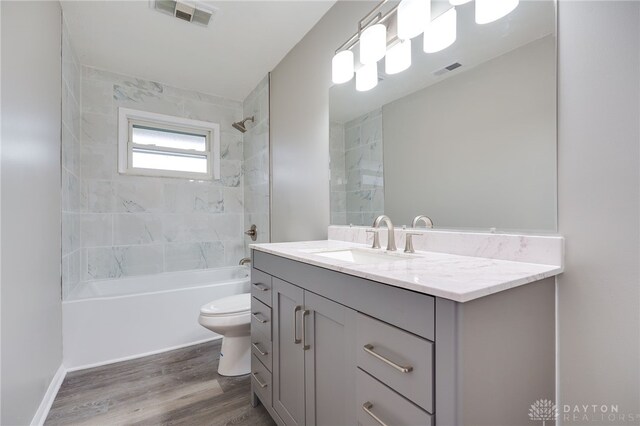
[65,336,222,373]
[30,364,67,426]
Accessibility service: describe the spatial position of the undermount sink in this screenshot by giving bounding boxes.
[310,248,416,264]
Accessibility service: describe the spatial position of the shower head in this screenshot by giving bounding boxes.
[232,116,255,133]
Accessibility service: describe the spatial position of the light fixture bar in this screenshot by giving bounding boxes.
[335,0,399,54]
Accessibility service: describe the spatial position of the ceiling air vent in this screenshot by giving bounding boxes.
[151,1,216,27]
[175,3,194,22]
[433,62,462,77]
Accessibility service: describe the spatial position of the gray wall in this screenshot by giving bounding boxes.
[1,1,63,424]
[270,1,375,242]
[384,36,556,231]
[557,1,640,422]
[271,0,640,420]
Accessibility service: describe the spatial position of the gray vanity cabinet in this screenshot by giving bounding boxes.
[271,278,356,426]
[303,291,356,426]
[251,250,556,426]
[272,278,305,426]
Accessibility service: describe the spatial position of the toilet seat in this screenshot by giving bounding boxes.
[200,293,251,317]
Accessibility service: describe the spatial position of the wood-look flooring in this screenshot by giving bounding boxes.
[45,341,275,426]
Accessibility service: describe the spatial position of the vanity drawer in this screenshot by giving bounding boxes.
[251,297,272,370]
[356,313,434,413]
[251,297,272,341]
[251,269,272,307]
[251,354,272,407]
[251,337,272,372]
[356,369,433,426]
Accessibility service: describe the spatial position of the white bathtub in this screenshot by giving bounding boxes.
[63,267,250,370]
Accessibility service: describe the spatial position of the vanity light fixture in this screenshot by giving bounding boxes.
[356,62,378,91]
[475,0,519,24]
[360,23,387,64]
[385,39,412,74]
[332,50,355,84]
[397,0,430,40]
[331,0,519,91]
[423,7,457,53]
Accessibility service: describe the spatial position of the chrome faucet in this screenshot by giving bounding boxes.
[404,215,434,253]
[372,215,396,251]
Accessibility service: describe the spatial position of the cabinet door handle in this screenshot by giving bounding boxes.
[362,402,388,426]
[302,310,310,350]
[293,306,302,344]
[251,312,268,323]
[252,342,268,356]
[252,282,269,292]
[363,344,413,373]
[252,372,268,388]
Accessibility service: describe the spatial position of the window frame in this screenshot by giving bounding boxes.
[117,107,221,180]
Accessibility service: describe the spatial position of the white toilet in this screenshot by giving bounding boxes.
[198,293,251,376]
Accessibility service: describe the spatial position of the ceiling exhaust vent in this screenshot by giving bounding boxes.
[433,62,462,77]
[151,1,216,27]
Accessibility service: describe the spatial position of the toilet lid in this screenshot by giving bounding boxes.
[200,293,251,316]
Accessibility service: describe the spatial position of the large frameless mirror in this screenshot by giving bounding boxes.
[329,0,557,232]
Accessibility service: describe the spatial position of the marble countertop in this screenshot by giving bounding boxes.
[250,239,563,303]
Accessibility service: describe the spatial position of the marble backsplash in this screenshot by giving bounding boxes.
[330,108,384,226]
[328,225,564,267]
[61,63,269,296]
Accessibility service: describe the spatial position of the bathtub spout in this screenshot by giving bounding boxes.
[239,258,251,266]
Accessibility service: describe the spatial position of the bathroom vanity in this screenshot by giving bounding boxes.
[249,227,563,426]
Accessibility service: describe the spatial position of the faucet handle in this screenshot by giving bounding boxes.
[365,229,381,249]
[403,232,422,254]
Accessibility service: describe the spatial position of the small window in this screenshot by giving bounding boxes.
[118,108,220,180]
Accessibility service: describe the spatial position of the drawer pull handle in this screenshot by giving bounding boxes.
[252,342,268,356]
[252,282,269,292]
[362,402,389,426]
[363,344,413,373]
[294,306,302,344]
[252,372,268,388]
[251,312,268,323]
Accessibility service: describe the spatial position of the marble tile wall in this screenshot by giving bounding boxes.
[242,76,270,255]
[61,20,82,298]
[329,109,385,227]
[330,122,347,225]
[63,64,251,293]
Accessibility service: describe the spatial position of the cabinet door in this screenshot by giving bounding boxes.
[304,291,357,426]
[273,278,305,426]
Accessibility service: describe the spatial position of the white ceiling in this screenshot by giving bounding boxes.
[61,0,335,101]
[330,0,556,123]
